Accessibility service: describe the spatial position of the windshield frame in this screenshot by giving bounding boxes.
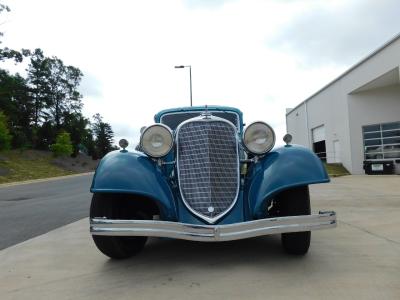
[154,106,244,133]
[159,110,241,131]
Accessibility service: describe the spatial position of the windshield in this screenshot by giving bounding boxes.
[160,111,239,130]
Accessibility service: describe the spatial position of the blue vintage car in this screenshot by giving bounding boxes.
[90,105,336,259]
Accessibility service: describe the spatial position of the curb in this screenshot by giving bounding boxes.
[0,172,94,188]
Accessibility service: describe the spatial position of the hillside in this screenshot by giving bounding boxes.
[0,150,98,184]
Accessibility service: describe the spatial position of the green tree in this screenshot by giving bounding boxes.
[26,49,83,128]
[0,4,32,148]
[0,47,30,64]
[1,4,86,152]
[35,120,56,150]
[62,112,90,156]
[0,110,11,150]
[26,49,84,150]
[81,128,96,159]
[0,70,34,147]
[26,49,48,127]
[92,113,114,158]
[43,56,83,128]
[50,131,73,157]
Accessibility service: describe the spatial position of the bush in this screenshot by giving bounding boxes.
[0,111,12,150]
[50,131,73,157]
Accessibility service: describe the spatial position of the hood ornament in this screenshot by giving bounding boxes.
[201,104,212,119]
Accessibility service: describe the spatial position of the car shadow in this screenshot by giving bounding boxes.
[99,234,310,273]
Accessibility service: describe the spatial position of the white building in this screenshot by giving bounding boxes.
[286,34,400,175]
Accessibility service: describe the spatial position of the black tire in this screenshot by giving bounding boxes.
[277,186,311,255]
[90,193,148,259]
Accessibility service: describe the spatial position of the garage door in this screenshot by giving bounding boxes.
[312,125,325,143]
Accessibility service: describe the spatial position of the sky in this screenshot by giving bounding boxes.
[1,0,399,147]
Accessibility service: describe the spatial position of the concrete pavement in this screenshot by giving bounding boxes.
[0,175,399,299]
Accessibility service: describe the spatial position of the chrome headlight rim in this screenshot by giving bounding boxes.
[140,123,174,158]
[242,121,276,155]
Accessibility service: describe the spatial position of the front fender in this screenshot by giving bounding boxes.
[246,145,329,219]
[90,150,177,220]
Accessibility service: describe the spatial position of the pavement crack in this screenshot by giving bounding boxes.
[339,220,400,246]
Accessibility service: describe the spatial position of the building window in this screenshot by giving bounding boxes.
[363,121,400,161]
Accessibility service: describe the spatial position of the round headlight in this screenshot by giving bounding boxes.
[140,124,173,158]
[243,121,275,155]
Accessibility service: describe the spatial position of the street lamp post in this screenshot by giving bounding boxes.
[174,65,192,106]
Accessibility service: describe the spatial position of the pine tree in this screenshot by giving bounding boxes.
[92,114,115,158]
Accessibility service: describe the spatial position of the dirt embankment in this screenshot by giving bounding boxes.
[51,153,98,173]
[0,150,98,183]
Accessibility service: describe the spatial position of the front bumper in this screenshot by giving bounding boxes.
[90,211,336,242]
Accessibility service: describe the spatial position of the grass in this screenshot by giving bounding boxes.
[0,150,73,184]
[324,162,350,177]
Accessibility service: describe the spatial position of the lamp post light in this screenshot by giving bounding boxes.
[174,65,192,106]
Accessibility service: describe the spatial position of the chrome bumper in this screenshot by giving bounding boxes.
[90,211,336,242]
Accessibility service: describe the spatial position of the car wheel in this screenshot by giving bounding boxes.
[277,186,311,255]
[90,193,148,259]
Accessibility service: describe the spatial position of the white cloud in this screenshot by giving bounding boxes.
[268,0,400,66]
[1,0,397,147]
[79,71,102,98]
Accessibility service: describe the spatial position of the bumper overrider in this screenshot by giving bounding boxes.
[90,211,336,242]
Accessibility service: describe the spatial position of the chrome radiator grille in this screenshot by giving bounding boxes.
[177,117,239,223]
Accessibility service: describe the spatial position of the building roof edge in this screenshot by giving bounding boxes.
[286,32,400,116]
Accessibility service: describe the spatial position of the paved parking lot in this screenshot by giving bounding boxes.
[0,175,399,299]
